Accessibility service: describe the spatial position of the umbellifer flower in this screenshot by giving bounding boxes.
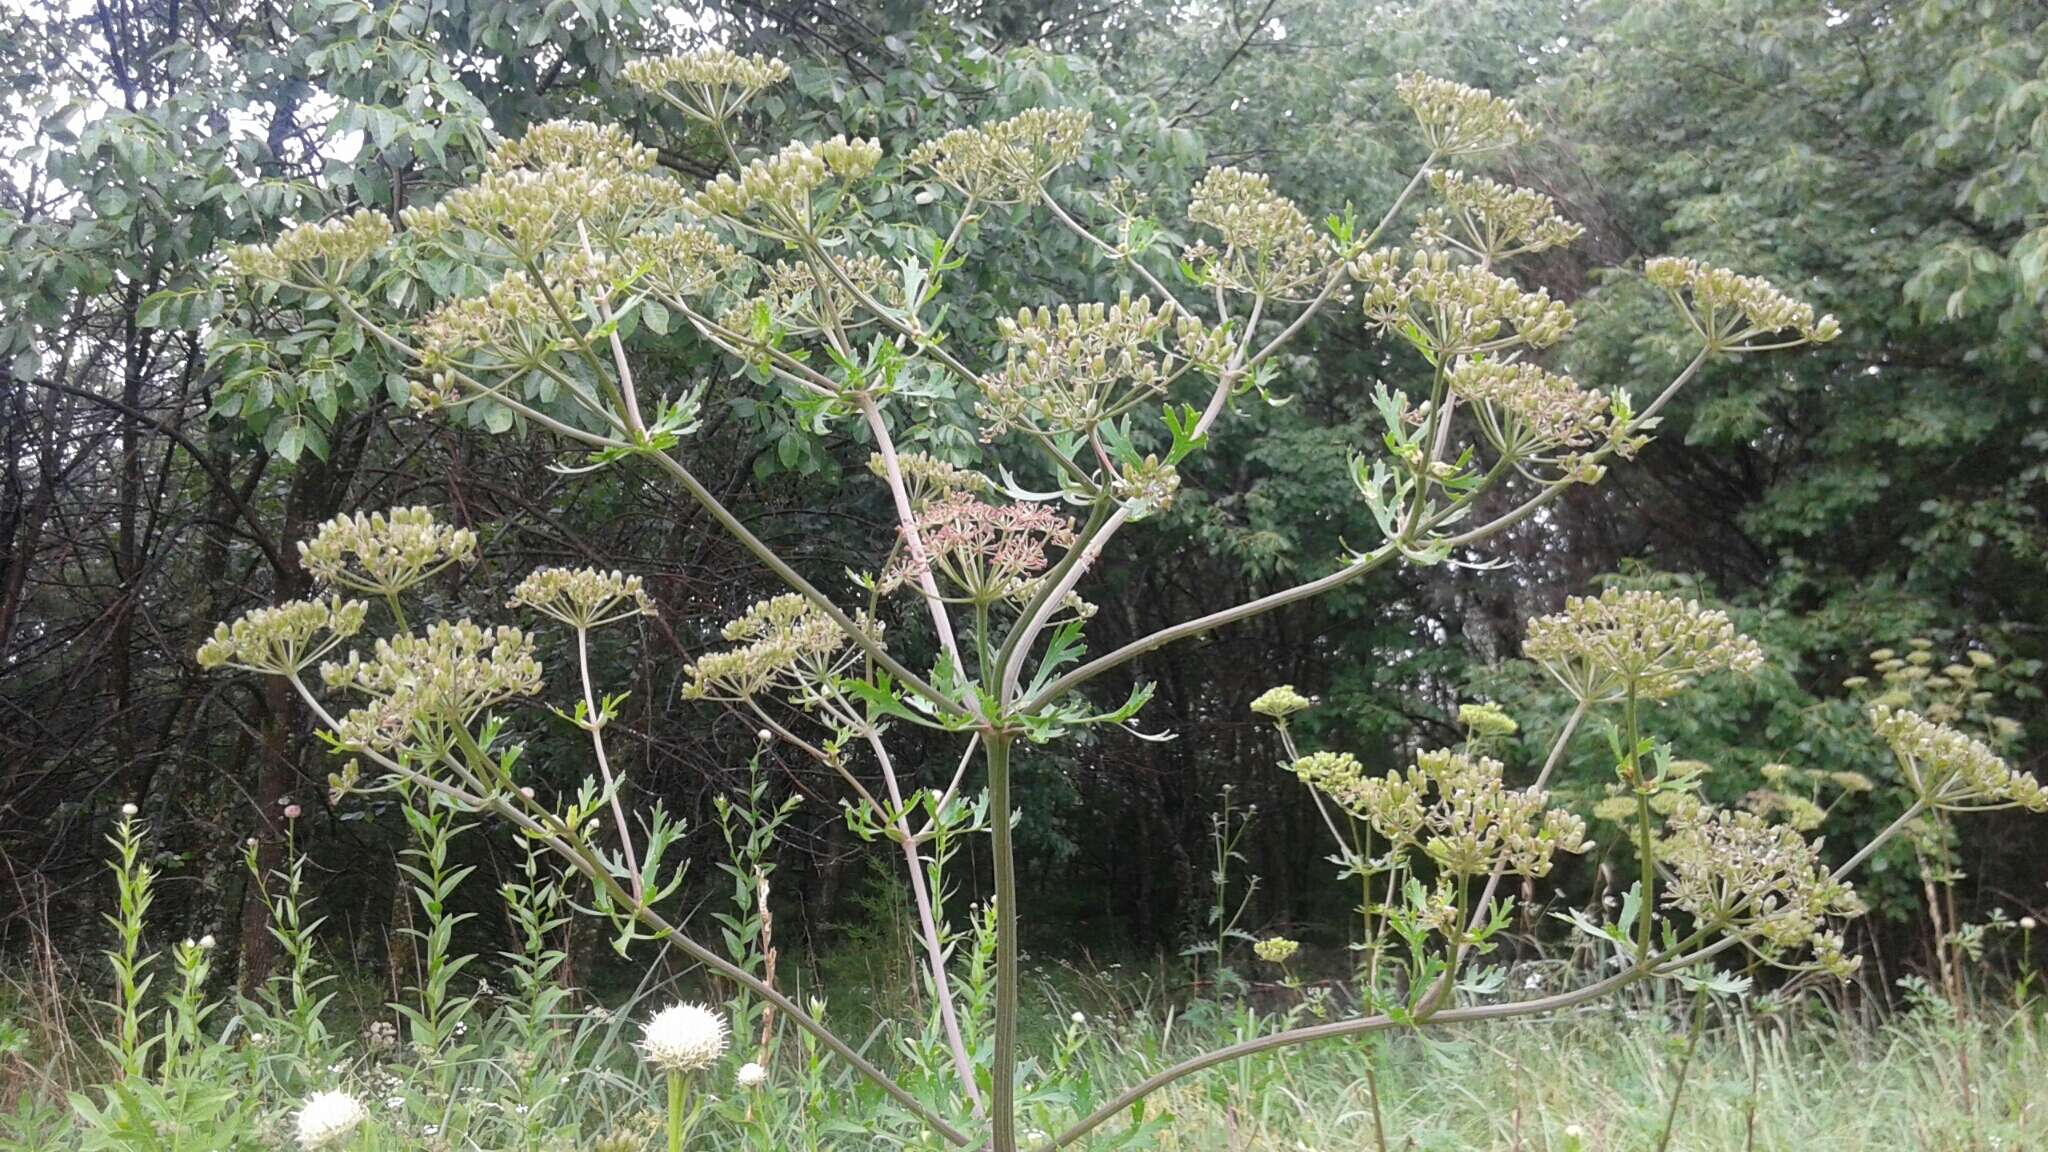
[1868,704,2047,812]
[294,1089,368,1149]
[910,107,1091,204]
[299,506,478,599]
[1253,937,1301,964]
[1644,257,1839,350]
[1250,685,1315,722]
[509,567,656,630]
[1523,588,1763,703]
[639,1002,729,1073]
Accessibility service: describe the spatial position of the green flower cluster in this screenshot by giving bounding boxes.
[321,621,543,752]
[1523,588,1763,703]
[299,506,477,599]
[909,108,1091,204]
[1645,257,1840,350]
[1185,166,1331,300]
[509,567,656,631]
[1869,704,2048,812]
[1394,72,1530,156]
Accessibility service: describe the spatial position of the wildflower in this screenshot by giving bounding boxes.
[1254,937,1301,964]
[880,493,1078,606]
[300,507,478,599]
[1868,704,2047,812]
[639,1002,729,1073]
[689,136,881,224]
[120,802,138,817]
[1522,588,1763,703]
[1250,685,1315,721]
[1446,358,1614,464]
[736,1061,769,1089]
[1360,252,1574,357]
[1644,257,1839,350]
[489,119,653,174]
[1070,1011,1087,1025]
[869,452,993,509]
[910,108,1092,203]
[624,48,790,123]
[284,803,302,820]
[2022,917,2037,931]
[1457,702,1520,738]
[228,209,392,284]
[1184,166,1331,299]
[294,1090,368,1149]
[982,294,1225,436]
[198,597,369,677]
[321,621,543,751]
[198,934,215,949]
[683,594,874,702]
[1662,804,1862,960]
[1414,170,1582,261]
[510,567,656,630]
[1394,73,1530,155]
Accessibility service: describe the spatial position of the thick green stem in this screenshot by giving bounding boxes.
[667,1070,687,1152]
[988,735,1020,1152]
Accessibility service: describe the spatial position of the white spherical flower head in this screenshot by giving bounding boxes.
[736,1061,769,1089]
[294,1089,368,1149]
[120,803,139,817]
[640,1001,729,1073]
[2023,916,2039,931]
[1071,1011,1087,1025]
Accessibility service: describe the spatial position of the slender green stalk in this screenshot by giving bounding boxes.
[667,1070,687,1152]
[988,735,1020,1152]
[1652,981,1712,1152]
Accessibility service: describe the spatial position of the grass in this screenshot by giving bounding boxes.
[4,949,2041,1152]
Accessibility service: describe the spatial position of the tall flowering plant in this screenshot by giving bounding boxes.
[199,49,2039,1151]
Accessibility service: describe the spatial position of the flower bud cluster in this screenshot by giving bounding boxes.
[624,49,791,122]
[321,621,543,751]
[1253,937,1301,964]
[869,451,992,508]
[196,597,368,676]
[416,271,557,372]
[1113,454,1182,513]
[1249,684,1315,721]
[1185,166,1331,300]
[1394,72,1530,156]
[683,594,869,702]
[881,493,1078,605]
[984,295,1224,435]
[691,136,882,222]
[1361,252,1575,356]
[1644,257,1840,349]
[509,567,655,630]
[1457,702,1519,738]
[1523,588,1764,703]
[1415,171,1582,261]
[1291,748,1589,878]
[402,165,690,258]
[909,107,1091,204]
[227,209,393,284]
[1661,803,1863,965]
[734,254,901,336]
[1868,704,2047,812]
[299,506,478,598]
[488,119,654,174]
[1447,358,1612,459]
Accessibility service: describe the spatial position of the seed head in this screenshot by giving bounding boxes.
[299,506,477,600]
[197,597,369,676]
[1868,704,2046,812]
[1394,73,1530,156]
[510,567,656,630]
[1253,937,1301,964]
[1185,166,1331,300]
[1644,257,1839,350]
[1250,685,1315,721]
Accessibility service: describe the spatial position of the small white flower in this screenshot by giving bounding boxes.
[2023,916,2038,931]
[639,1002,729,1073]
[1565,1123,1586,1139]
[422,1124,439,1137]
[756,728,773,742]
[198,934,216,949]
[384,1096,404,1111]
[1070,1011,1086,1025]
[736,1061,769,1088]
[294,1090,368,1149]
[121,803,139,817]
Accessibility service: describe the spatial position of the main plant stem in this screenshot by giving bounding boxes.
[988,734,1020,1152]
